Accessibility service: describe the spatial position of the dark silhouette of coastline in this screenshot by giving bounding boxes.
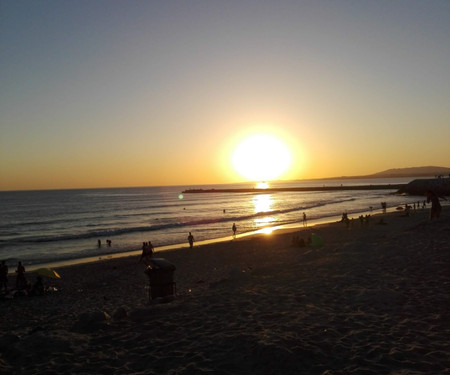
[397,178,450,196]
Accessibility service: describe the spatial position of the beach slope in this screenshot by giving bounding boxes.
[1,209,449,374]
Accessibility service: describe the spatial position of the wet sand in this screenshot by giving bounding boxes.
[1,208,449,374]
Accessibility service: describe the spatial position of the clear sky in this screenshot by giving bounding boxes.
[1,0,449,190]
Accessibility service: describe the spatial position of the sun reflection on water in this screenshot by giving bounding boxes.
[256,182,269,189]
[257,227,275,234]
[252,194,275,229]
[253,194,272,213]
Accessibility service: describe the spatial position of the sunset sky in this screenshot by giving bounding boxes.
[1,1,449,190]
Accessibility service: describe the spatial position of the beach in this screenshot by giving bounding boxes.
[1,208,449,374]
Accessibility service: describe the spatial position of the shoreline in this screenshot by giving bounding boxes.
[4,205,435,283]
[19,204,409,273]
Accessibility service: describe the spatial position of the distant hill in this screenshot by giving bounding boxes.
[324,166,450,180]
[369,166,450,178]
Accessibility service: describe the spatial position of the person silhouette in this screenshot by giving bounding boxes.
[426,190,446,219]
[232,223,237,236]
[0,261,8,291]
[31,276,44,296]
[16,261,27,290]
[140,242,154,264]
[188,232,194,249]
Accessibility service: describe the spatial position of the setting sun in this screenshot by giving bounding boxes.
[232,134,291,181]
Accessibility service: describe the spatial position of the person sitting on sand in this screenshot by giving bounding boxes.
[0,261,8,292]
[30,276,45,296]
[404,204,411,217]
[292,234,307,247]
[341,212,350,227]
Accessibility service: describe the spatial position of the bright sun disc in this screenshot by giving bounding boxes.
[232,134,291,181]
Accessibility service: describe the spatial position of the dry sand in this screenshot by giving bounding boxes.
[1,208,449,374]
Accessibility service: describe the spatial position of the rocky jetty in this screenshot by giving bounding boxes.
[183,184,405,194]
[397,178,450,196]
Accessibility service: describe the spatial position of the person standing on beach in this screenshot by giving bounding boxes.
[15,261,27,289]
[139,242,147,264]
[232,223,237,236]
[426,190,446,219]
[188,232,194,249]
[303,212,307,227]
[148,241,154,255]
[139,242,154,264]
[0,261,8,291]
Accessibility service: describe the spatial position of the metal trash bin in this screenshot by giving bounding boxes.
[145,258,176,300]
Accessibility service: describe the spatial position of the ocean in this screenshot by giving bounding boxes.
[0,178,433,270]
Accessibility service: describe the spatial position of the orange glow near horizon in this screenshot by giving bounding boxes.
[2,2,449,192]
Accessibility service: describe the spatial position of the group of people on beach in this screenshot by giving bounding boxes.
[139,231,197,265]
[0,261,47,297]
[0,260,28,292]
[291,233,311,247]
[182,192,445,254]
[139,241,154,265]
[140,231,197,263]
[337,212,371,229]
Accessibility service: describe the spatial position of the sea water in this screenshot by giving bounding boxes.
[0,178,433,268]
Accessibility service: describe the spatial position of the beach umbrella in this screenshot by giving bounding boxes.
[35,268,61,279]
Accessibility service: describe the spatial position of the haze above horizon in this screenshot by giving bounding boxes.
[1,166,448,192]
[1,1,449,191]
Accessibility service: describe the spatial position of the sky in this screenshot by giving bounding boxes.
[1,0,449,190]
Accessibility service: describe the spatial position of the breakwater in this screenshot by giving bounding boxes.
[183,184,405,194]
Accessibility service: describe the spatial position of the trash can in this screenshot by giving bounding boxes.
[145,258,176,300]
